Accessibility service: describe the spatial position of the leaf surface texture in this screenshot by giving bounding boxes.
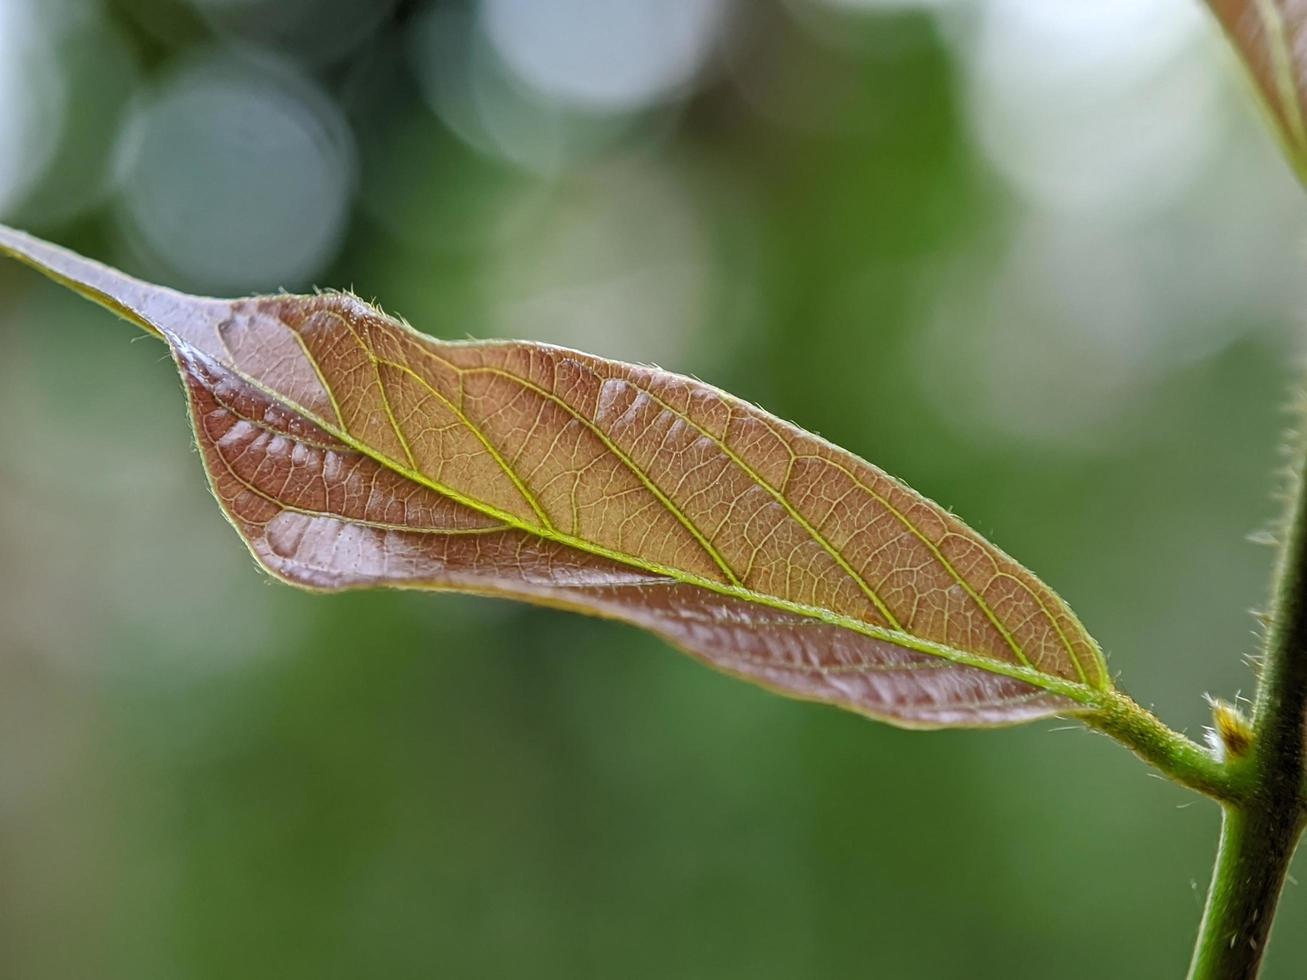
[0,226,1112,728]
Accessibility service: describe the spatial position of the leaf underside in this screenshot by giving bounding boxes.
[1208,0,1307,180]
[0,225,1112,728]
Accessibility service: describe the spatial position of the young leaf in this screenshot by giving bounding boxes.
[0,225,1111,728]
[1207,0,1307,181]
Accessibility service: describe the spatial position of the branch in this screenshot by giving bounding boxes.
[1187,430,1307,979]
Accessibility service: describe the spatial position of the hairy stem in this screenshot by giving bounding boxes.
[1084,693,1243,804]
[1189,803,1303,979]
[1188,437,1307,978]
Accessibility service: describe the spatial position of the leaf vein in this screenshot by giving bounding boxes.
[468,365,745,589]
[181,339,1103,706]
[611,384,912,630]
[296,310,556,533]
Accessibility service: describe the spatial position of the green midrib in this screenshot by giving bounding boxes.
[181,335,1109,709]
[0,225,1110,710]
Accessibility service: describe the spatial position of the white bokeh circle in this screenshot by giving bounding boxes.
[116,51,355,292]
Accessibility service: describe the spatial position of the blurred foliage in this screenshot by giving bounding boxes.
[2,0,1307,977]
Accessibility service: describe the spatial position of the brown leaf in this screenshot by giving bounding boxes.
[0,226,1111,728]
[1207,0,1307,180]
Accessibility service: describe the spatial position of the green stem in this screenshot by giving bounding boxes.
[1187,429,1307,978]
[1084,692,1242,804]
[1189,804,1304,979]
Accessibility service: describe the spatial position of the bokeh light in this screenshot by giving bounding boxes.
[11,8,140,227]
[962,0,1215,215]
[408,5,637,175]
[480,0,730,113]
[114,50,355,293]
[0,0,66,219]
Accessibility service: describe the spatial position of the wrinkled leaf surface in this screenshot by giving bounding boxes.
[0,226,1112,728]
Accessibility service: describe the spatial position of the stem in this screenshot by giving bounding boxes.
[1189,805,1303,979]
[1188,431,1307,978]
[1084,692,1243,804]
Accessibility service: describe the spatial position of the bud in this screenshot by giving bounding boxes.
[1205,698,1254,762]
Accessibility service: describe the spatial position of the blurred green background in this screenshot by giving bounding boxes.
[2,0,1306,977]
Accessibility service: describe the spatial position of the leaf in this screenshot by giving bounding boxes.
[1207,0,1307,182]
[0,225,1112,728]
